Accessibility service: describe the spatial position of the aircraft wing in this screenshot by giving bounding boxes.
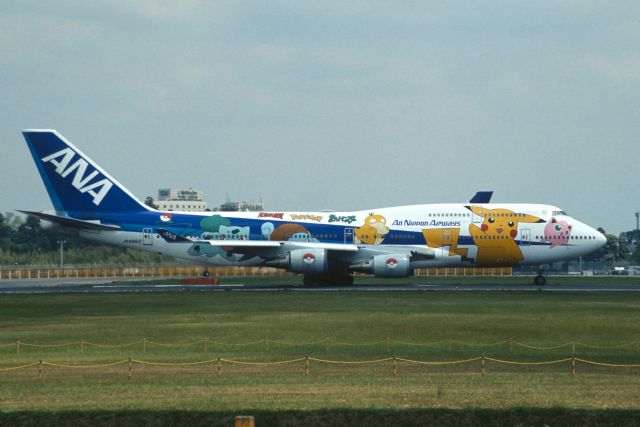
[194,240,359,263]
[408,246,436,260]
[158,229,359,252]
[18,210,121,231]
[202,240,282,248]
[282,242,359,252]
[202,240,359,251]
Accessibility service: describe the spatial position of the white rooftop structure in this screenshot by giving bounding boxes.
[156,188,208,211]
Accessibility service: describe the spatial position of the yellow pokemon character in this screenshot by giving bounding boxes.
[422,228,469,259]
[354,213,389,245]
[467,206,544,266]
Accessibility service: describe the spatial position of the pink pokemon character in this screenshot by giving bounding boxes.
[543,217,572,248]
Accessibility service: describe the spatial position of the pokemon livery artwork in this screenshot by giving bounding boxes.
[543,217,573,248]
[21,130,606,286]
[467,206,545,267]
[354,213,389,245]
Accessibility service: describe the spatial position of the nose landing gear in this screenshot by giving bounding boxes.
[534,265,547,285]
[533,274,546,286]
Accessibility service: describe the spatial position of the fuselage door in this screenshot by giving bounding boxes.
[520,228,531,246]
[472,206,483,224]
[442,229,452,246]
[143,228,154,245]
[344,228,354,244]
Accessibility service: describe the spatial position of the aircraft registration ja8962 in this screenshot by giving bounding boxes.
[21,130,606,285]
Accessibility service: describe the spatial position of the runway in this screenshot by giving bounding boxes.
[2,278,640,293]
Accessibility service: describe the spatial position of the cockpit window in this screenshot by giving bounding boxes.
[552,210,567,216]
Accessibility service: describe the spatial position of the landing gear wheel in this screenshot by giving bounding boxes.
[203,269,210,278]
[534,274,546,286]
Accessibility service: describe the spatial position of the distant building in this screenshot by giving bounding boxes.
[156,188,208,211]
[218,197,264,212]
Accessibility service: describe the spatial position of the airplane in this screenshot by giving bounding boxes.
[21,129,606,286]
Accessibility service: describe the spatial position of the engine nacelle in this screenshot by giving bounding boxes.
[350,253,413,278]
[289,249,328,274]
[265,249,328,274]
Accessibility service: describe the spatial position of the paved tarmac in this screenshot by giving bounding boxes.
[2,278,640,293]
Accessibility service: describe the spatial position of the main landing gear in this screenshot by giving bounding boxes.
[303,274,354,286]
[202,268,210,277]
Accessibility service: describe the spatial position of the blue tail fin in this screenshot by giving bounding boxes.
[22,129,150,219]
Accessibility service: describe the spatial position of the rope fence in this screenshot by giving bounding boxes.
[1,356,639,380]
[3,338,640,355]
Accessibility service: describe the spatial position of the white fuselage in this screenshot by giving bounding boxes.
[80,203,605,270]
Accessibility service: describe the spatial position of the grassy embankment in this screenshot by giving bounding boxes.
[1,291,639,425]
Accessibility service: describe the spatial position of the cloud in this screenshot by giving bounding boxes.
[2,1,640,232]
[0,13,103,57]
[578,52,640,83]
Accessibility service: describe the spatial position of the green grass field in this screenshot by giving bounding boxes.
[1,289,640,425]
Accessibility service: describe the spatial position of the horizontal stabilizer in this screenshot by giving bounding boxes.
[158,229,192,243]
[469,191,493,204]
[18,210,121,231]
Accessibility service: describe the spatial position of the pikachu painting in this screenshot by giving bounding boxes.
[467,206,545,267]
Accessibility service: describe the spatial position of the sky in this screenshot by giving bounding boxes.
[1,1,639,234]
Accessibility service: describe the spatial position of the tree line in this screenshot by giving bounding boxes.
[0,213,171,266]
[587,227,640,264]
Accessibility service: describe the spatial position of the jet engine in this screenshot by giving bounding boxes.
[265,249,328,274]
[350,253,412,278]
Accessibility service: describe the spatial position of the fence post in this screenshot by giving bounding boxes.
[392,356,397,377]
[16,340,20,356]
[305,355,309,376]
[572,355,576,377]
[234,415,255,427]
[38,359,43,381]
[572,342,575,354]
[325,338,330,353]
[128,356,132,380]
[217,357,222,377]
[204,338,208,353]
[481,355,486,376]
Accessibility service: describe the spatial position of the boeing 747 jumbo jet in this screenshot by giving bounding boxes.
[21,130,606,285]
